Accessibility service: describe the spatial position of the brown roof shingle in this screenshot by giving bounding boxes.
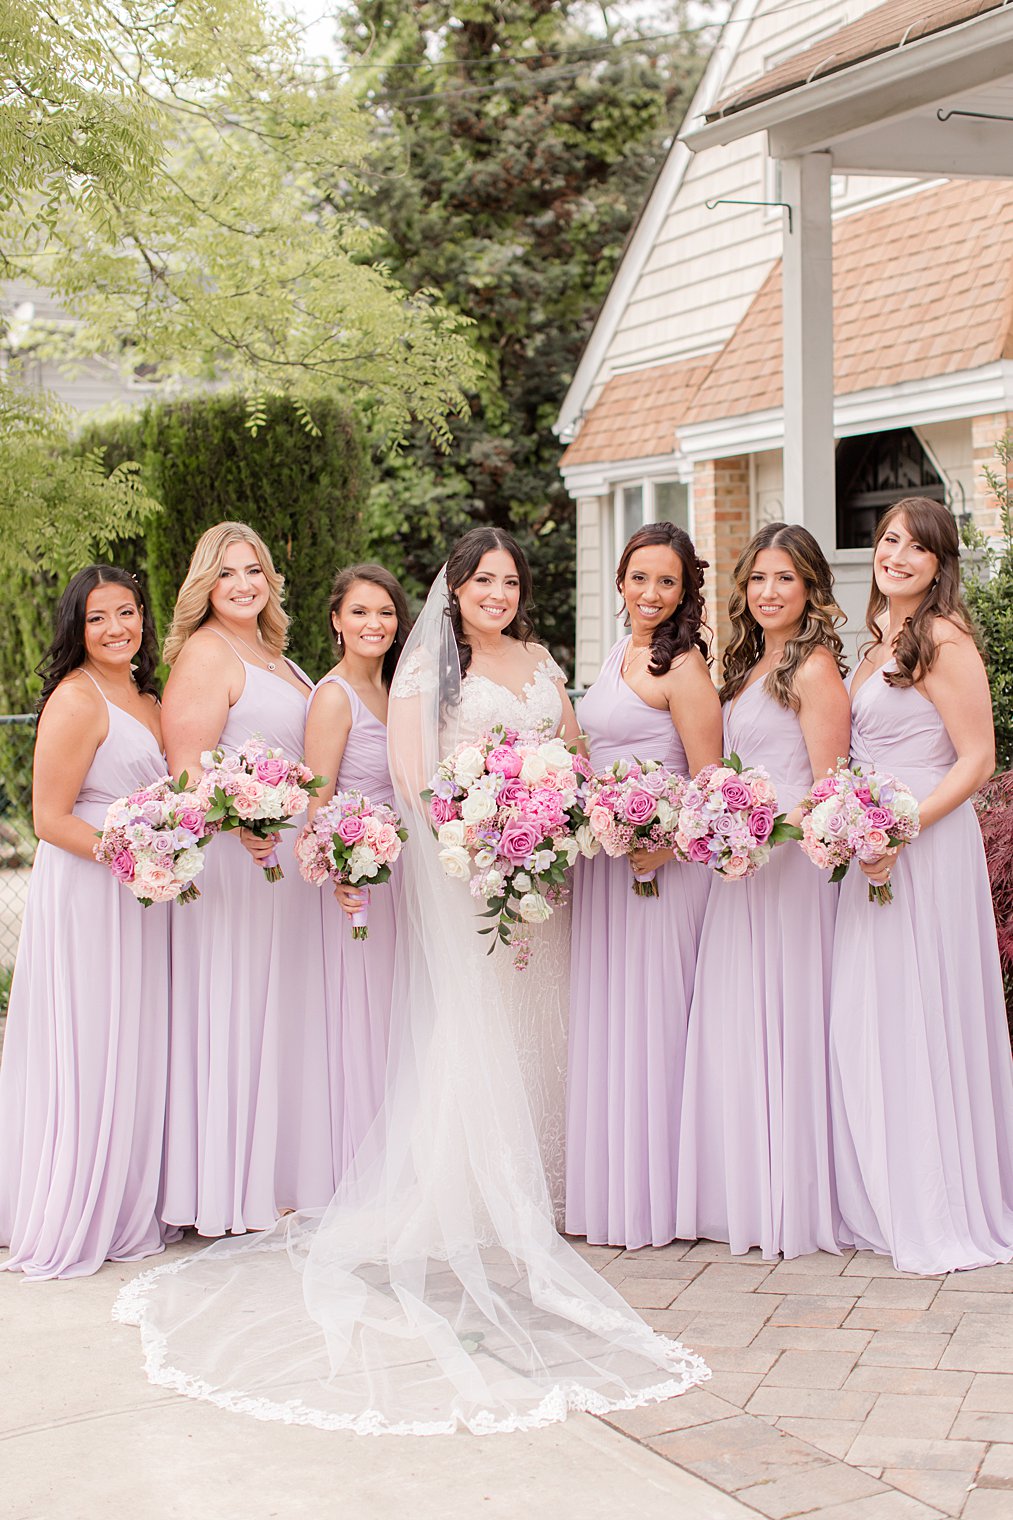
[560,354,716,466]
[708,0,1007,121]
[685,179,1013,425]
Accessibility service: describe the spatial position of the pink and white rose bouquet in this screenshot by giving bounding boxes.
[195,736,323,883]
[424,725,594,965]
[797,761,920,905]
[675,752,801,880]
[95,776,216,906]
[295,791,407,939]
[582,758,686,897]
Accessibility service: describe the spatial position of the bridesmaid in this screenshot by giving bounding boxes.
[676,523,851,1259]
[566,522,722,1249]
[829,497,1013,1273]
[160,522,333,1236]
[0,566,177,1277]
[303,564,411,1178]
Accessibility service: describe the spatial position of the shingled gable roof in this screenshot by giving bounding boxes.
[707,0,1007,122]
[559,178,1013,465]
[560,355,716,466]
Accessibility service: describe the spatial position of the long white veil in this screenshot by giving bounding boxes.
[114,570,709,1435]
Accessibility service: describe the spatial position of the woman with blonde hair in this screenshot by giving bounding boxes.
[160,522,334,1236]
[677,522,852,1259]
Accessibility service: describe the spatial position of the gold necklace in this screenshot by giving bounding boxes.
[621,641,652,678]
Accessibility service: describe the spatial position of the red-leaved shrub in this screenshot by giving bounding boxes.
[975,771,1013,1039]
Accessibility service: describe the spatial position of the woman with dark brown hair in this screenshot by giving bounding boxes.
[302,564,412,1176]
[676,522,852,1259]
[566,522,722,1249]
[829,497,1013,1273]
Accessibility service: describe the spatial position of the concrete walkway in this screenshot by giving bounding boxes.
[4,1233,1013,1518]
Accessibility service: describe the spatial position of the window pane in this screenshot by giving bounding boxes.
[654,479,689,533]
[621,485,644,548]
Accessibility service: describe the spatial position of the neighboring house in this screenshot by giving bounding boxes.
[556,0,1013,683]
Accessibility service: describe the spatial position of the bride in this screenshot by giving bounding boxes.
[116,528,708,1436]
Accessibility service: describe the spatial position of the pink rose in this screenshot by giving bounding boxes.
[589,804,613,837]
[177,808,205,836]
[110,849,136,883]
[282,790,306,817]
[864,807,893,830]
[233,791,261,819]
[810,777,837,802]
[855,786,873,806]
[622,790,656,825]
[375,823,401,863]
[749,806,775,842]
[721,778,753,811]
[429,795,458,826]
[722,854,751,879]
[862,827,889,858]
[254,757,288,786]
[337,813,367,845]
[497,779,528,808]
[499,819,541,864]
[687,837,713,864]
[485,745,523,779]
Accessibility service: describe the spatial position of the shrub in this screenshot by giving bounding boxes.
[964,432,1013,770]
[975,772,1013,1041]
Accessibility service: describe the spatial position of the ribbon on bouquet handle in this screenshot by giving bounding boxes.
[350,887,371,940]
[631,867,659,899]
[261,845,283,883]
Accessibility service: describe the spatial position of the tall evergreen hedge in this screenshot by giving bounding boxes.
[141,394,370,679]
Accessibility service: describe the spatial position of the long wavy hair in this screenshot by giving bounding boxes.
[163,522,288,668]
[865,496,977,687]
[616,521,711,672]
[37,565,160,712]
[445,527,536,679]
[721,522,847,710]
[329,563,412,689]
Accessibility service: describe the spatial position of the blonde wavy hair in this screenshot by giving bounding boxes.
[720,522,847,711]
[163,522,289,667]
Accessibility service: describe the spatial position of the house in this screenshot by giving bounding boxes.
[556,0,1013,683]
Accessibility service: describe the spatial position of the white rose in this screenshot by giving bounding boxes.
[655,798,676,832]
[559,837,580,866]
[437,819,466,848]
[537,738,573,774]
[517,891,553,925]
[438,844,472,880]
[519,753,549,785]
[809,799,834,836]
[453,746,486,786]
[708,766,736,786]
[892,792,918,819]
[575,823,601,858]
[481,868,506,897]
[512,872,532,892]
[461,788,497,824]
[176,847,203,880]
[348,844,380,882]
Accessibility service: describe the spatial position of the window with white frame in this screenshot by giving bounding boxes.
[610,477,691,565]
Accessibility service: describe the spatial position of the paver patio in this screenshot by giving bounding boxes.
[584,1237,1013,1518]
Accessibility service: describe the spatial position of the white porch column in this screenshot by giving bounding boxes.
[780,153,834,546]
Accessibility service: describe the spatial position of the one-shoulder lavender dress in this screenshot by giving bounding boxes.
[0,689,175,1277]
[676,677,840,1259]
[313,674,397,1178]
[566,637,711,1248]
[161,658,335,1235]
[829,664,1013,1274]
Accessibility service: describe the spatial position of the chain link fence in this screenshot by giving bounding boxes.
[0,716,37,993]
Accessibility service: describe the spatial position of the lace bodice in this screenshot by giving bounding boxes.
[457,658,566,742]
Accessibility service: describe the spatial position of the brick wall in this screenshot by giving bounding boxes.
[971,412,1012,537]
[693,454,752,660]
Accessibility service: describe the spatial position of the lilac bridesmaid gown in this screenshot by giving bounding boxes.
[676,676,840,1259]
[566,637,711,1249]
[0,689,175,1277]
[313,675,396,1178]
[829,664,1013,1274]
[161,658,335,1236]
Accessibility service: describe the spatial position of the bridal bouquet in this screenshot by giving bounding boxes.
[95,776,216,906]
[195,736,323,883]
[798,761,920,905]
[583,759,686,897]
[295,791,407,939]
[676,753,801,879]
[424,726,593,964]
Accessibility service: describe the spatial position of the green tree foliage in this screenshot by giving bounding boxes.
[340,0,713,661]
[139,393,370,679]
[964,432,1013,770]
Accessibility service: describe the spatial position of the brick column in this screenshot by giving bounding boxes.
[971,412,1013,537]
[693,454,752,661]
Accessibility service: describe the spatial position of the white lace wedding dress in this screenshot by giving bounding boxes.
[114,576,708,1436]
[457,657,569,1224]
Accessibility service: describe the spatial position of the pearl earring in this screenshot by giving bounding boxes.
[336,630,343,647]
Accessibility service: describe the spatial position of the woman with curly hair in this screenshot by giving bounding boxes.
[676,522,851,1259]
[566,522,722,1249]
[830,498,1013,1273]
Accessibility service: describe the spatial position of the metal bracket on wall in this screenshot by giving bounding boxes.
[705,198,794,233]
[936,108,1013,124]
